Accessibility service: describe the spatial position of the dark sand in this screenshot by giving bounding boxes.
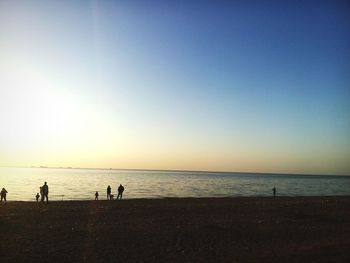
[0,197,349,262]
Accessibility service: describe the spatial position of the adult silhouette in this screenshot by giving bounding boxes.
[107,185,111,200]
[272,186,276,197]
[1,188,8,202]
[117,184,124,200]
[42,182,49,203]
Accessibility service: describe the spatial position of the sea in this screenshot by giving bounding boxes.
[0,167,349,201]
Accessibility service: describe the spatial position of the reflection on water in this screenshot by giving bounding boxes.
[0,167,349,201]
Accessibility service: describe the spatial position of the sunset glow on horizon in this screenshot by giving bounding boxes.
[1,1,349,175]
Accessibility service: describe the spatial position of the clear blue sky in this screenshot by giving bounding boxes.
[1,0,349,174]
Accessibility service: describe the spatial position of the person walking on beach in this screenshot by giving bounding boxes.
[95,191,99,200]
[107,185,111,200]
[1,188,8,202]
[117,184,124,200]
[36,193,40,202]
[42,182,49,203]
[272,186,276,197]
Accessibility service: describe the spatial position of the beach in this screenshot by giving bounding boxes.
[0,197,349,262]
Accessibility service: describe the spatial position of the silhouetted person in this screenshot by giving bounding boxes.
[273,186,276,197]
[36,193,40,202]
[42,182,49,203]
[40,186,44,202]
[117,184,124,200]
[1,188,8,202]
[95,191,99,200]
[107,185,111,200]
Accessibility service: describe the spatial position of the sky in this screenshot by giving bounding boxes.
[0,0,349,175]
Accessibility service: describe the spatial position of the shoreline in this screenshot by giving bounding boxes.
[1,196,349,262]
[3,195,350,203]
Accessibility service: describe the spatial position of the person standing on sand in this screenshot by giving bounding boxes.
[117,184,124,200]
[107,185,111,200]
[95,191,99,200]
[1,188,8,202]
[273,186,276,197]
[42,182,49,203]
[36,193,40,202]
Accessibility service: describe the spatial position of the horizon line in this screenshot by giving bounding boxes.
[1,165,349,177]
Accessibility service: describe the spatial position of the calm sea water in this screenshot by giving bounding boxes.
[0,167,349,201]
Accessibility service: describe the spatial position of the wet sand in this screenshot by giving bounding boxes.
[0,197,349,262]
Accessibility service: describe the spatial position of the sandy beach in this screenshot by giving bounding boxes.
[0,197,349,262]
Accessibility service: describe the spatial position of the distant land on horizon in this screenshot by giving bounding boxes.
[1,165,349,177]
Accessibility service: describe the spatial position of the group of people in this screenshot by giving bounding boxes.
[35,182,49,203]
[34,181,125,202]
[96,184,125,200]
